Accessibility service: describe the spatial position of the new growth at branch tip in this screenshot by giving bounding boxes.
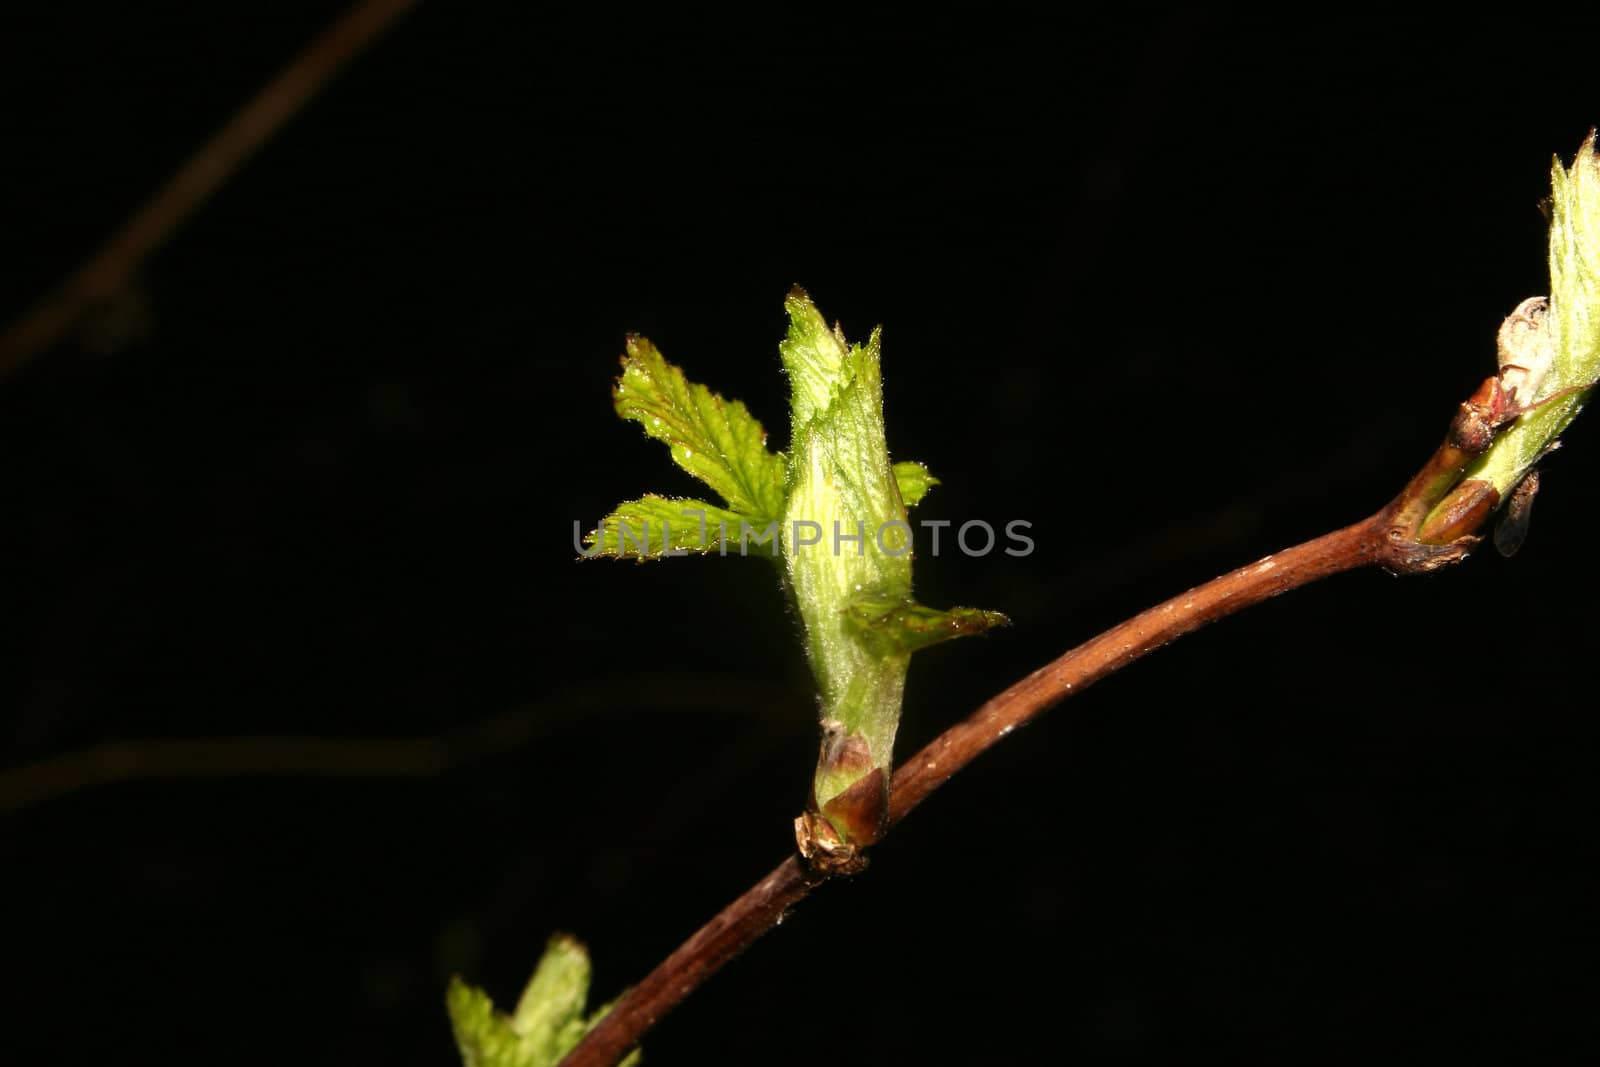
[585,287,1005,874]
[1383,133,1600,568]
[448,935,640,1067]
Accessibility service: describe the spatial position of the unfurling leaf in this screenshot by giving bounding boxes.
[845,592,1008,655]
[585,495,751,558]
[447,978,523,1067]
[613,335,786,522]
[448,935,640,1067]
[892,460,939,507]
[778,287,1002,847]
[510,934,591,1053]
[1460,133,1600,501]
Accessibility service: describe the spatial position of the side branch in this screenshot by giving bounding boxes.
[562,380,1514,1067]
[561,514,1391,1067]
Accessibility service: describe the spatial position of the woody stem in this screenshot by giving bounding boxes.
[560,514,1394,1067]
[559,400,1503,1067]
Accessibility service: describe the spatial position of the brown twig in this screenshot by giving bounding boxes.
[884,518,1384,825]
[559,375,1511,1067]
[558,517,1383,1067]
[0,0,419,380]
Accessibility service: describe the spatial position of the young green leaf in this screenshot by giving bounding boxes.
[1453,133,1600,502]
[892,460,939,507]
[845,592,1008,655]
[776,289,851,429]
[613,335,786,522]
[448,935,640,1067]
[448,978,526,1067]
[510,934,592,1054]
[584,495,752,559]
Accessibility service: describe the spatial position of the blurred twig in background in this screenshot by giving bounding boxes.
[0,672,797,813]
[0,0,419,380]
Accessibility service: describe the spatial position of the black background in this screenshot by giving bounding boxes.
[4,7,1600,1064]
